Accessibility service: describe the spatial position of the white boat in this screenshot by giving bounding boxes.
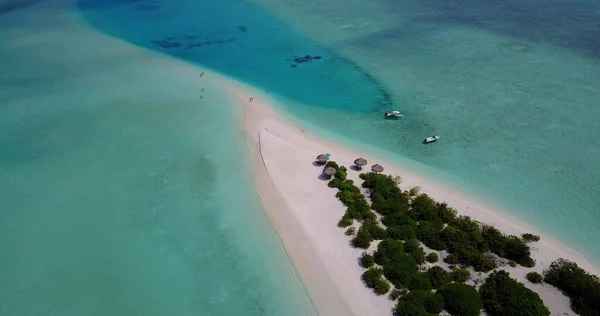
[423,135,441,143]
[384,110,404,118]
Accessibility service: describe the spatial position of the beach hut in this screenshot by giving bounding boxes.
[353,158,368,170]
[323,166,337,179]
[371,164,384,173]
[316,154,329,165]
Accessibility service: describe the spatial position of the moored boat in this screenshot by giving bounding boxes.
[384,110,404,118]
[423,135,441,143]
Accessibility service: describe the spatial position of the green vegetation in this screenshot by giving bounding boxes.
[425,253,438,263]
[522,233,541,242]
[324,163,562,316]
[345,227,356,236]
[360,252,375,268]
[426,266,451,289]
[335,167,347,180]
[362,267,391,295]
[395,290,444,315]
[438,283,483,316]
[480,270,550,316]
[526,271,544,284]
[359,173,535,271]
[450,268,471,283]
[352,226,374,249]
[325,161,339,169]
[544,259,600,316]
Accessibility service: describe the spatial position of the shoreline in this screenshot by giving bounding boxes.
[232,82,600,315]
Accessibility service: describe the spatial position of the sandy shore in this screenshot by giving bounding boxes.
[234,84,600,315]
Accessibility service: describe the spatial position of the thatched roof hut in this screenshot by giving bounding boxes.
[316,154,329,165]
[371,164,384,173]
[354,158,368,169]
[323,166,337,177]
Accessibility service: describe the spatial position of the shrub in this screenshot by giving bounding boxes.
[444,253,460,264]
[407,186,421,198]
[382,213,414,227]
[374,279,391,295]
[410,247,426,265]
[351,226,374,249]
[526,272,544,284]
[334,168,347,180]
[438,283,483,316]
[328,178,342,188]
[365,222,389,240]
[503,235,535,267]
[374,240,405,266]
[360,253,375,268]
[345,227,356,236]
[338,215,353,228]
[380,252,418,288]
[451,268,471,283]
[481,226,534,267]
[480,270,549,316]
[409,194,439,221]
[416,221,446,250]
[508,260,517,267]
[437,202,458,223]
[389,288,407,300]
[544,258,600,316]
[325,161,339,169]
[387,225,417,240]
[427,266,451,289]
[362,267,390,295]
[426,253,438,263]
[396,290,444,315]
[522,233,540,242]
[408,272,432,291]
[403,238,420,253]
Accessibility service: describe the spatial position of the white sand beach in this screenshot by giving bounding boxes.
[235,85,600,315]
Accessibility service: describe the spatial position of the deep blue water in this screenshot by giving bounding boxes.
[77,0,393,113]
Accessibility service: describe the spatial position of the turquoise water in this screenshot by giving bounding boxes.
[3,0,600,313]
[0,1,315,315]
[76,0,600,265]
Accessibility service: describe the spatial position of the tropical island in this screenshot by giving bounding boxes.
[241,87,600,316]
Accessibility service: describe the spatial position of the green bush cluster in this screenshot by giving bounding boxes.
[335,168,347,180]
[325,168,565,316]
[425,253,438,263]
[544,259,600,316]
[450,268,471,283]
[526,271,544,284]
[438,283,483,316]
[522,233,541,242]
[480,270,550,316]
[325,161,339,169]
[373,240,453,292]
[360,252,375,268]
[359,173,535,271]
[395,290,444,315]
[362,267,391,295]
[328,161,388,249]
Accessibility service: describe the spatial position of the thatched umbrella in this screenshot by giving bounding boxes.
[371,164,384,173]
[323,166,337,178]
[354,158,368,170]
[316,154,329,165]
